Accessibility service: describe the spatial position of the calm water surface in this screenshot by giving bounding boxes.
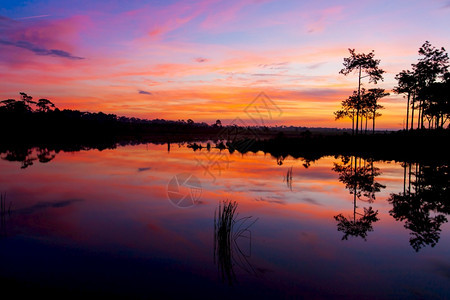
[0,144,449,299]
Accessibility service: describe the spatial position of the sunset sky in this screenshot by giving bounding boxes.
[1,0,449,129]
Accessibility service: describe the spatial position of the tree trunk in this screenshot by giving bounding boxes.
[417,99,422,129]
[372,109,376,134]
[420,100,425,129]
[405,92,410,131]
[403,162,406,195]
[355,109,359,135]
[352,110,355,135]
[353,157,357,222]
[365,116,368,134]
[360,112,363,133]
[356,66,362,135]
[410,94,415,130]
[408,163,411,194]
[355,108,359,135]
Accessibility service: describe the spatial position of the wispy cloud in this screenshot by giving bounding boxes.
[13,199,83,214]
[254,196,285,205]
[16,14,51,20]
[0,39,84,60]
[138,90,152,95]
[302,197,322,206]
[138,167,152,172]
[306,62,325,69]
[306,6,344,34]
[258,62,289,69]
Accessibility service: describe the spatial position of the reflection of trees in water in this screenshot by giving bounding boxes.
[335,207,379,240]
[37,148,56,163]
[214,200,258,285]
[389,162,450,252]
[1,148,56,169]
[333,156,385,202]
[333,156,385,240]
[276,156,284,166]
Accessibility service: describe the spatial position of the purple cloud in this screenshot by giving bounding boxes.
[0,39,84,60]
[138,90,152,95]
[194,57,209,63]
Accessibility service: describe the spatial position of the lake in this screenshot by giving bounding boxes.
[0,143,449,299]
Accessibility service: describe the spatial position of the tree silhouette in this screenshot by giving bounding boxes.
[36,98,56,112]
[339,49,385,135]
[365,88,389,134]
[0,98,32,114]
[19,92,36,107]
[423,75,450,128]
[394,70,417,131]
[412,41,449,129]
[334,91,359,134]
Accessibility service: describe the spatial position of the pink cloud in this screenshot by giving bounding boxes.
[305,6,345,34]
[0,15,88,54]
[199,0,274,32]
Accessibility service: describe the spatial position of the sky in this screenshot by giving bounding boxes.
[1,0,449,129]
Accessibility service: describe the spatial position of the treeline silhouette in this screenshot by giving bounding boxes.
[2,126,448,170]
[222,130,450,163]
[0,92,225,144]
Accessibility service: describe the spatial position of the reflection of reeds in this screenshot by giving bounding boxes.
[0,193,11,216]
[214,200,258,285]
[284,167,293,191]
[214,200,237,284]
[1,193,11,236]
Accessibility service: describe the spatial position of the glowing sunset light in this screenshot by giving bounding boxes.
[1,0,449,129]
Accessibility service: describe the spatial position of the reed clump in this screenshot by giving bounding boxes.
[214,199,258,285]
